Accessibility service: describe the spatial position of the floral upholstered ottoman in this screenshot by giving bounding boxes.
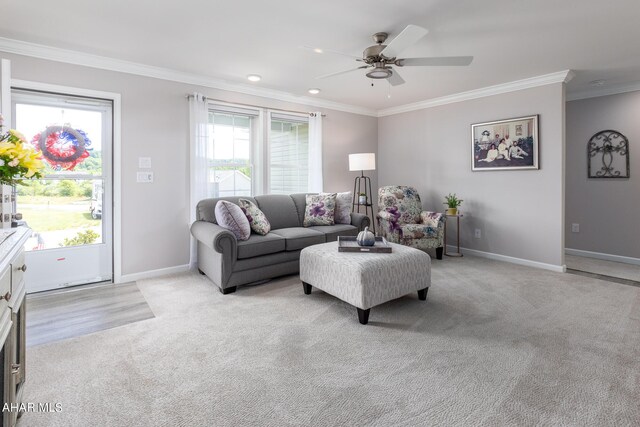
[299,241,431,324]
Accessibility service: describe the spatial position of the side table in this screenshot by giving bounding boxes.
[443,213,463,257]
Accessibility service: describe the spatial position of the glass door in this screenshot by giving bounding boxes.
[12,90,113,293]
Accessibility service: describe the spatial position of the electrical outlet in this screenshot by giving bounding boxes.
[137,171,154,183]
[474,229,481,238]
[571,223,579,233]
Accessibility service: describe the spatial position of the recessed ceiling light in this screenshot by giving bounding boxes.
[308,88,321,95]
[589,79,606,86]
[313,48,323,54]
[247,74,261,82]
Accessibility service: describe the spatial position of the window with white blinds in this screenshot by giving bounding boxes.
[204,103,311,196]
[268,113,309,194]
[208,105,259,197]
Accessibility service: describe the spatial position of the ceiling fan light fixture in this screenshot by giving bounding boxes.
[247,74,262,82]
[366,66,392,79]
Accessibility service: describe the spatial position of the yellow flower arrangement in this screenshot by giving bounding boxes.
[0,115,44,185]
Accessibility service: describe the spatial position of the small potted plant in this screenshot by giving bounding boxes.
[358,192,367,205]
[443,193,463,215]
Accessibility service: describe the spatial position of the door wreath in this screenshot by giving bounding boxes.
[31,126,92,170]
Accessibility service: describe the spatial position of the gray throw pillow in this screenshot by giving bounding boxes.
[215,200,251,241]
[333,191,352,224]
[303,193,337,227]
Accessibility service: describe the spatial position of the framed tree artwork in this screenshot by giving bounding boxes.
[471,115,539,171]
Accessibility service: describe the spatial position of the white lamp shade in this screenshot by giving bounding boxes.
[349,153,376,171]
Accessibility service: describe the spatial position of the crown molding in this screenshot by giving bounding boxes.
[0,37,378,117]
[0,36,585,118]
[377,70,575,117]
[566,81,640,102]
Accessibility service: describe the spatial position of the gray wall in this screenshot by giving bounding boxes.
[2,52,377,276]
[566,91,640,258]
[378,83,566,267]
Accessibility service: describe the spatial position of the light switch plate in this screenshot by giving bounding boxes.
[137,171,154,183]
[138,157,152,169]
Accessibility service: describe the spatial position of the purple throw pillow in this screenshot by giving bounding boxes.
[215,200,251,241]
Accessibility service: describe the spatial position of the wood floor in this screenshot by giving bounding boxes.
[566,254,640,288]
[26,282,155,347]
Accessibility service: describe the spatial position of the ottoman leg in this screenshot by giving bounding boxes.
[418,287,429,301]
[302,282,312,295]
[357,308,370,325]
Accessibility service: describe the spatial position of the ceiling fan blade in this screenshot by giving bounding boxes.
[315,65,368,80]
[380,24,429,59]
[387,69,405,86]
[399,56,474,66]
[301,45,362,61]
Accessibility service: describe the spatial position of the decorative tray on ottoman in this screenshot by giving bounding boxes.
[337,236,392,253]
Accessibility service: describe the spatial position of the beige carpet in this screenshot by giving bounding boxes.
[20,256,640,426]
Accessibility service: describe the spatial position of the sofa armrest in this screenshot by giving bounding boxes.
[350,212,370,231]
[191,221,237,257]
[420,211,445,228]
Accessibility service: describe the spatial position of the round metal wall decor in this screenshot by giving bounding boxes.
[587,130,629,178]
[32,125,92,170]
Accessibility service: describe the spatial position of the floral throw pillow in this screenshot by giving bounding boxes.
[215,200,251,241]
[238,198,271,236]
[303,193,337,227]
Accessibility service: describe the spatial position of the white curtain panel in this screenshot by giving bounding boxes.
[308,112,323,192]
[189,92,209,268]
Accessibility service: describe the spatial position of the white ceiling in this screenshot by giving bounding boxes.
[2,0,640,111]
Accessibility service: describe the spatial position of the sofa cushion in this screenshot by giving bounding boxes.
[215,201,251,241]
[290,192,352,225]
[197,197,257,224]
[254,194,300,230]
[270,227,325,251]
[239,198,271,235]
[309,224,358,242]
[290,193,310,226]
[236,233,286,259]
[303,193,337,227]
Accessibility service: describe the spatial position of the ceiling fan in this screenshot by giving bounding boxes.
[310,25,473,86]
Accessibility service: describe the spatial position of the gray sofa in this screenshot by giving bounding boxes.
[191,193,370,294]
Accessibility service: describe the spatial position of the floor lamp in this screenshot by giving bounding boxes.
[349,153,376,234]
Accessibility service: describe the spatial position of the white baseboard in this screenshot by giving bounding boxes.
[117,264,191,283]
[565,248,640,266]
[447,245,566,273]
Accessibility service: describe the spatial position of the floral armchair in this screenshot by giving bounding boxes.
[377,186,445,259]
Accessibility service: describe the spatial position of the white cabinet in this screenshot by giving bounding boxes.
[0,227,29,426]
